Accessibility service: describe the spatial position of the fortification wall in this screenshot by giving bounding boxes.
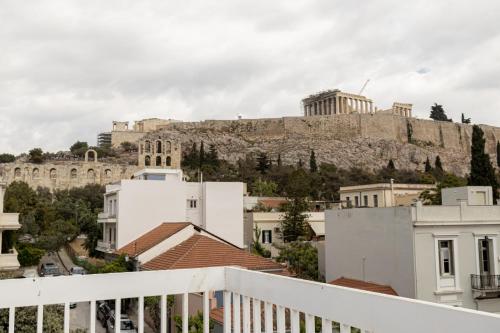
[0,161,140,192]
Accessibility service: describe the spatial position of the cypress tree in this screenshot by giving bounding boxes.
[497,141,500,167]
[387,159,396,170]
[430,103,452,122]
[199,141,205,168]
[256,152,270,174]
[277,154,282,167]
[435,155,444,172]
[469,125,498,200]
[309,150,318,173]
[424,157,433,173]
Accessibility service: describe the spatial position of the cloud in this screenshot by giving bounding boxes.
[1,0,500,153]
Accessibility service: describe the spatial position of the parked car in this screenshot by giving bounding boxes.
[106,314,137,333]
[69,266,87,275]
[38,262,61,277]
[97,302,113,327]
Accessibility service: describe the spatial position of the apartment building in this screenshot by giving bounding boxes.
[96,168,245,253]
[0,182,21,273]
[326,186,500,313]
[339,182,435,208]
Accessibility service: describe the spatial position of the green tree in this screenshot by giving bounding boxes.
[252,179,278,197]
[435,156,444,172]
[28,148,44,164]
[461,113,471,124]
[0,305,64,333]
[497,141,500,168]
[69,141,89,157]
[0,153,15,163]
[206,144,220,169]
[424,157,433,173]
[199,141,205,168]
[277,241,319,281]
[469,125,498,200]
[16,244,46,266]
[256,152,271,174]
[280,198,309,243]
[174,312,214,333]
[309,150,318,173]
[120,141,137,152]
[277,154,282,167]
[430,103,452,122]
[387,159,395,170]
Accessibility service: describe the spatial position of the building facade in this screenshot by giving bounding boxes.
[97,168,245,253]
[339,182,435,208]
[137,133,182,169]
[0,182,21,273]
[325,186,500,313]
[110,118,180,147]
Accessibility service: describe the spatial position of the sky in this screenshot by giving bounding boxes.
[1,0,500,154]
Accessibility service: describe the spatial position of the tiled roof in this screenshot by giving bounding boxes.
[329,277,398,296]
[115,222,191,256]
[142,234,286,272]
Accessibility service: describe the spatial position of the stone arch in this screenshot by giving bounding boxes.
[156,140,162,154]
[155,156,162,166]
[70,168,78,179]
[32,168,40,179]
[166,156,172,167]
[145,156,151,166]
[165,141,172,153]
[14,168,21,178]
[105,169,112,178]
[87,169,95,182]
[145,141,151,153]
[85,149,98,163]
[50,168,57,179]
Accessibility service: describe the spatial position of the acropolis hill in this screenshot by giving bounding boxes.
[128,114,499,176]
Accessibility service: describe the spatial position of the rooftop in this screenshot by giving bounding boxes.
[330,277,398,296]
[340,183,436,192]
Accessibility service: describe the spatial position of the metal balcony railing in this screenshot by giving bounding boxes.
[0,267,499,333]
[471,274,500,291]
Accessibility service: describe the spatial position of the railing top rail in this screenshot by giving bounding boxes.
[0,267,225,308]
[224,267,500,333]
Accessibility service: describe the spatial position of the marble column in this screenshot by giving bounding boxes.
[335,96,340,114]
[369,101,373,113]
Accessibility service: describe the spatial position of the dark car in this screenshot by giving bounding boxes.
[38,263,62,277]
[106,314,137,333]
[97,302,113,327]
[69,266,87,275]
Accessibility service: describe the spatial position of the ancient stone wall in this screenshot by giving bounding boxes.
[0,161,140,192]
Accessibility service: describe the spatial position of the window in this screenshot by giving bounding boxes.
[156,156,162,166]
[166,156,172,166]
[188,199,197,209]
[346,196,352,208]
[373,195,379,207]
[363,195,368,207]
[438,240,454,276]
[262,230,272,244]
[479,238,492,275]
[354,196,359,207]
[145,156,151,166]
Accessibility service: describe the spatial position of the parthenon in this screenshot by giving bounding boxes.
[302,89,374,116]
[302,89,413,118]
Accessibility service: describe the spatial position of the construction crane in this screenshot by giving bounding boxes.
[358,79,370,95]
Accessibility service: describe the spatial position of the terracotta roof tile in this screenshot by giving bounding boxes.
[116,222,191,256]
[142,235,286,273]
[329,277,398,296]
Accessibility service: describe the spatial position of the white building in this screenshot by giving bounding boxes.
[96,169,245,252]
[339,182,435,208]
[326,186,500,313]
[244,211,325,257]
[0,182,21,272]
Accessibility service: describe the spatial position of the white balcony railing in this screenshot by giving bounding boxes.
[96,240,116,252]
[0,267,499,333]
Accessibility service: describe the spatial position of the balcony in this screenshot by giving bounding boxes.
[0,213,21,230]
[0,249,20,271]
[97,212,117,224]
[96,240,116,253]
[471,274,500,292]
[0,267,499,333]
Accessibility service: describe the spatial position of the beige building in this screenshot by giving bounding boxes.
[326,186,500,313]
[340,182,436,208]
[302,89,412,118]
[111,118,180,147]
[244,211,325,257]
[0,182,21,273]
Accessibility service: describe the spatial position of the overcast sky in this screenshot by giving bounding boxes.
[1,0,499,153]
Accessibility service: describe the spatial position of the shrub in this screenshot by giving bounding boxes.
[17,244,46,267]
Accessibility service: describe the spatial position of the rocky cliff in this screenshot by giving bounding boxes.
[154,114,500,176]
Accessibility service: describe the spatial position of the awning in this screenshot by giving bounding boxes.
[308,221,325,236]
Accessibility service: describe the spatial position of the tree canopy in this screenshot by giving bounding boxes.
[430,103,452,122]
[469,125,498,200]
